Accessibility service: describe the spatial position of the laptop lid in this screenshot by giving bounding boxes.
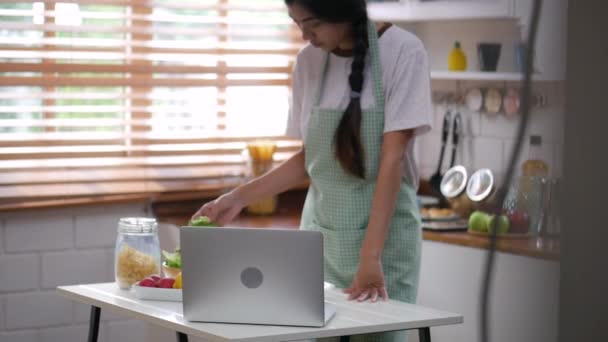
[180,227,331,327]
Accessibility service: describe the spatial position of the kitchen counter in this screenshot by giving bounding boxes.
[155,192,560,262]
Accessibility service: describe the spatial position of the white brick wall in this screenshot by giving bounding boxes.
[38,324,108,342]
[75,214,119,249]
[0,202,150,342]
[107,319,148,342]
[0,295,5,330]
[5,291,73,329]
[4,216,73,253]
[0,254,39,292]
[0,329,38,342]
[41,250,112,289]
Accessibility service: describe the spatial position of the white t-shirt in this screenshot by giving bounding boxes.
[286,25,433,189]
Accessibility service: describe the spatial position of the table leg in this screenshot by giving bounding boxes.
[419,327,431,342]
[87,306,101,342]
[176,331,189,342]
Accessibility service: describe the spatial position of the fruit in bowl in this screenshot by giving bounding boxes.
[137,275,175,289]
[161,248,181,276]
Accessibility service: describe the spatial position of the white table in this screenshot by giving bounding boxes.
[57,283,462,342]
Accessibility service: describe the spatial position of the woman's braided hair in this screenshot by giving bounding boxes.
[285,0,370,178]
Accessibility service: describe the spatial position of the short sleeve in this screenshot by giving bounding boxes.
[285,56,303,139]
[384,48,433,136]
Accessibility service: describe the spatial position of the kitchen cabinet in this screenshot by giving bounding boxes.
[368,0,567,81]
[415,240,559,342]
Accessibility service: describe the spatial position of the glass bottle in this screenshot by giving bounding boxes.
[522,135,549,177]
[114,217,160,289]
[448,41,467,71]
[519,135,549,234]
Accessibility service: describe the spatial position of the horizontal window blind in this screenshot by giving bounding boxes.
[0,0,304,201]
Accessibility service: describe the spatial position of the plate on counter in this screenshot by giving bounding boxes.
[422,220,468,231]
[420,207,460,222]
[133,285,182,302]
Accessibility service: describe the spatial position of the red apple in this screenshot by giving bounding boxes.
[507,210,530,234]
[150,275,161,282]
[138,278,156,287]
[157,278,175,289]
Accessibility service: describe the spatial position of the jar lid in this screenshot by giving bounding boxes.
[440,165,468,198]
[466,168,495,202]
[118,217,158,233]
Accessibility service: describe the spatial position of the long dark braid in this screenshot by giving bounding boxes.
[335,16,368,178]
[284,0,370,178]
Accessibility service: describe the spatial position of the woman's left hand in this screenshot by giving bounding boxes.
[343,256,388,302]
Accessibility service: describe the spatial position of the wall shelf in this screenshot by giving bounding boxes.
[367,1,516,23]
[431,70,522,81]
[430,70,553,82]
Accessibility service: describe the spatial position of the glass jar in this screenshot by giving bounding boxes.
[245,141,278,215]
[114,217,160,289]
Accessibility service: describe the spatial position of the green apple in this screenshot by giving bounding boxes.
[488,215,510,234]
[468,211,489,232]
[188,216,217,227]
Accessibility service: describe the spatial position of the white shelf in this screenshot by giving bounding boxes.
[431,70,523,81]
[430,70,553,82]
[367,1,516,23]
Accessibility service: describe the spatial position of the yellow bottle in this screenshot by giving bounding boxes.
[448,41,467,71]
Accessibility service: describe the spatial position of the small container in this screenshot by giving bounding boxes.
[477,42,502,72]
[441,165,474,218]
[466,168,495,202]
[114,217,160,290]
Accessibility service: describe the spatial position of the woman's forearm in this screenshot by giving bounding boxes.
[234,148,308,206]
[361,130,413,260]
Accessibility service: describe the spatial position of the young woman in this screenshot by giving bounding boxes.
[194,1,432,340]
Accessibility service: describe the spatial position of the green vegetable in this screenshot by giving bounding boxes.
[188,216,217,227]
[162,249,181,268]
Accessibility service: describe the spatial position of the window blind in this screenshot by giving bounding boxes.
[0,0,304,201]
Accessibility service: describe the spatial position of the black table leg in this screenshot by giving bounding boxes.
[176,331,189,342]
[87,306,101,342]
[339,336,350,342]
[419,327,431,342]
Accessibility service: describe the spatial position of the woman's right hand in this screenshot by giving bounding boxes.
[191,189,246,226]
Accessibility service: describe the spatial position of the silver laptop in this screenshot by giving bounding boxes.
[180,227,336,327]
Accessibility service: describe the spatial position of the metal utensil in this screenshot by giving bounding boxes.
[448,112,462,168]
[429,110,452,195]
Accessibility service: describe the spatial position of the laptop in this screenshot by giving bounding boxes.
[180,227,336,327]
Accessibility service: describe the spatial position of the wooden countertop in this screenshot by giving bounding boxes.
[155,192,560,262]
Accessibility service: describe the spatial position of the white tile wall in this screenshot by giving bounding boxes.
[0,202,150,341]
[75,214,119,248]
[39,324,107,342]
[0,329,38,342]
[420,81,564,184]
[5,291,73,329]
[0,219,5,254]
[0,296,5,330]
[73,302,125,324]
[0,254,39,292]
[41,250,111,289]
[107,319,148,342]
[4,216,73,253]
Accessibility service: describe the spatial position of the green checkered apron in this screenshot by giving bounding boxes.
[300,22,422,342]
